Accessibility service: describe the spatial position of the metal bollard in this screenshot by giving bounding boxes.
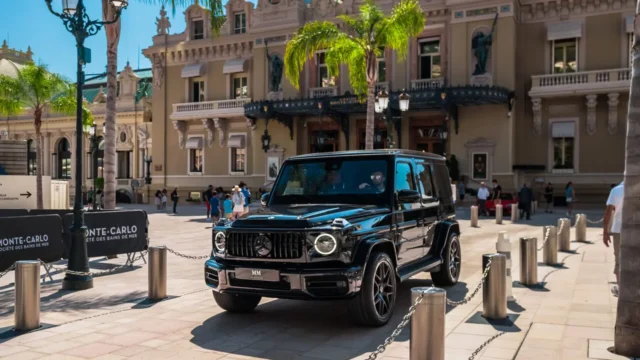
[543,226,558,266]
[470,206,479,227]
[519,237,538,286]
[410,287,445,360]
[15,261,40,331]
[496,232,514,301]
[532,200,537,214]
[511,203,518,222]
[495,204,503,224]
[482,254,507,320]
[576,214,587,242]
[557,218,571,252]
[148,246,167,300]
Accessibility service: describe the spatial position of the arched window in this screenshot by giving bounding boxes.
[55,138,71,179]
[27,139,37,175]
[86,136,105,179]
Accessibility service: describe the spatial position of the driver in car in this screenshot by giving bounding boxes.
[359,170,386,193]
[318,168,346,194]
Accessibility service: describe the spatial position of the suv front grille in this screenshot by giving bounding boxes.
[227,232,305,259]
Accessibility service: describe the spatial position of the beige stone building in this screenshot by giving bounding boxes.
[143,0,631,202]
[0,41,153,204]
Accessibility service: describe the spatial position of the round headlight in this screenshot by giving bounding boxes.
[214,232,226,252]
[314,233,337,255]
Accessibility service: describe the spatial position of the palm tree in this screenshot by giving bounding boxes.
[284,0,425,150]
[0,63,93,209]
[614,3,640,356]
[100,0,225,209]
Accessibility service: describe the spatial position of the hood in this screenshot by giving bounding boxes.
[231,204,389,229]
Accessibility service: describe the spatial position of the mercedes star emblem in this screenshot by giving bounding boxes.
[254,235,273,257]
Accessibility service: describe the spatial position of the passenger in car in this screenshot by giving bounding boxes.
[359,170,386,193]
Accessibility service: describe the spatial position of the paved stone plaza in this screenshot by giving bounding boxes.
[0,203,630,360]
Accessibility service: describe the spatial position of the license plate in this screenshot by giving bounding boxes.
[235,268,280,282]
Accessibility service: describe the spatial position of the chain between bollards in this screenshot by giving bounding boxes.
[468,332,506,360]
[367,291,425,360]
[47,251,148,277]
[446,258,493,306]
[0,264,16,280]
[537,225,553,251]
[166,248,211,260]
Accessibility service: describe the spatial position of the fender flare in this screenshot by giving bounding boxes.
[352,236,398,277]
[428,220,460,260]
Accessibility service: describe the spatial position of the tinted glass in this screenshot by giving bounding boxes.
[415,161,435,199]
[271,158,390,207]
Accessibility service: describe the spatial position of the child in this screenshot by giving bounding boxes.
[209,191,220,222]
[154,190,162,210]
[223,193,233,219]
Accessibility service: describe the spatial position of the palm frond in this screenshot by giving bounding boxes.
[284,21,342,89]
[324,37,368,97]
[376,0,425,61]
[50,84,94,125]
[358,0,385,44]
[337,15,366,40]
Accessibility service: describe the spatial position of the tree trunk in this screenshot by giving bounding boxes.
[102,0,121,210]
[34,109,43,210]
[615,5,640,356]
[365,54,378,150]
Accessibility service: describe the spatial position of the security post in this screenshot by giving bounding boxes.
[495,232,514,301]
[519,237,538,286]
[148,246,167,300]
[471,206,479,227]
[410,287,446,360]
[557,218,571,252]
[543,226,558,266]
[575,214,587,242]
[482,253,507,320]
[495,204,503,224]
[15,261,40,331]
[511,203,518,222]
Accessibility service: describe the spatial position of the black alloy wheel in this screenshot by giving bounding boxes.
[373,259,395,318]
[431,234,462,286]
[349,251,397,326]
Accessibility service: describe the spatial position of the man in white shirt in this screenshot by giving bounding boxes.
[603,181,623,296]
[476,182,490,216]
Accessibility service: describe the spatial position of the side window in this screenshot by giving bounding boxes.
[395,161,416,193]
[415,161,435,201]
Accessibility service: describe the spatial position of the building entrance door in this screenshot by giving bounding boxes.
[415,141,445,155]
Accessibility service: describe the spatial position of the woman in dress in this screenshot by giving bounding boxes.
[231,185,246,220]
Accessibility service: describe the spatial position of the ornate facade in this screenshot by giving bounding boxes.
[143,0,631,202]
[0,43,153,203]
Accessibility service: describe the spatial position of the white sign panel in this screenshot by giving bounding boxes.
[0,176,51,209]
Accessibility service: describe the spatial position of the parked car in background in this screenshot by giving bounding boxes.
[486,193,518,215]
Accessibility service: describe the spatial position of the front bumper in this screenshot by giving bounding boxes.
[204,259,363,300]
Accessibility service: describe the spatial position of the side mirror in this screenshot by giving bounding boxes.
[260,192,270,207]
[397,189,420,204]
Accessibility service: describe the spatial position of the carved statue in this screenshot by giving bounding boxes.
[265,40,284,93]
[156,5,171,35]
[472,13,498,76]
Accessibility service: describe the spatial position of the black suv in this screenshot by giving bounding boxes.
[205,150,460,326]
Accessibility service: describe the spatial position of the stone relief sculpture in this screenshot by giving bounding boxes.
[608,92,619,135]
[213,118,228,147]
[202,119,215,148]
[156,5,171,35]
[531,97,542,135]
[265,40,284,95]
[472,13,498,76]
[172,120,187,149]
[93,86,107,103]
[152,54,164,89]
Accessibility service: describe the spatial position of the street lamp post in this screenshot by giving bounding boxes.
[375,90,410,148]
[45,0,127,291]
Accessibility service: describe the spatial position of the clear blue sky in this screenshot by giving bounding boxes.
[0,1,202,80]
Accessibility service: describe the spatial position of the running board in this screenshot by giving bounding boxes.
[398,256,442,282]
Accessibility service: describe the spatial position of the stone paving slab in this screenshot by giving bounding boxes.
[0,204,629,359]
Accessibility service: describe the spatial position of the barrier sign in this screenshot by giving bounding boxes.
[66,210,148,257]
[0,176,52,209]
[0,215,65,271]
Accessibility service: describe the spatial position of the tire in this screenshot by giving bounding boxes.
[212,291,261,313]
[349,251,397,327]
[431,233,462,287]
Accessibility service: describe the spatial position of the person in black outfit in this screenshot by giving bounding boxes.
[518,183,533,220]
[544,182,553,213]
[170,187,179,214]
[492,179,502,206]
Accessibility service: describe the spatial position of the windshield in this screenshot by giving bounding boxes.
[270,158,390,207]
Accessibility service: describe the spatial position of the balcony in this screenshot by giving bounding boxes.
[310,86,338,98]
[529,68,631,98]
[410,78,445,90]
[170,98,251,120]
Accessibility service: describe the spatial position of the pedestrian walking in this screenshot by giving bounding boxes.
[161,189,168,210]
[239,182,251,214]
[170,187,179,214]
[518,183,533,220]
[476,182,490,216]
[209,191,220,222]
[603,181,623,297]
[223,193,233,219]
[457,181,466,204]
[216,187,225,217]
[232,185,246,219]
[203,185,213,219]
[154,190,162,210]
[544,182,553,213]
[565,181,575,217]
[492,179,502,205]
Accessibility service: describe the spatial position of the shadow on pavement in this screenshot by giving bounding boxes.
[189,277,474,358]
